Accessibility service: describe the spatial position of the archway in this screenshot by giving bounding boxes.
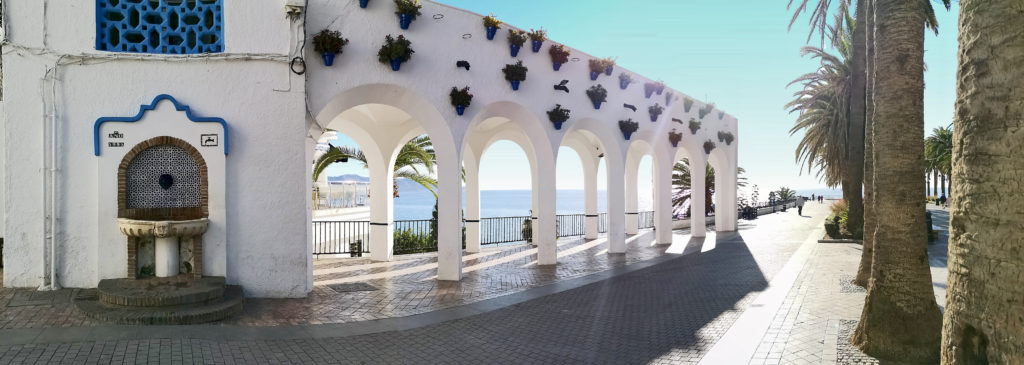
[625,140,656,235]
[560,118,627,253]
[708,147,737,231]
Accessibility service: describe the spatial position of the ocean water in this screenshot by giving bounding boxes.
[393,186,652,220]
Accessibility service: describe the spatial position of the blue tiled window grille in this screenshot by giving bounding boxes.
[96,0,224,54]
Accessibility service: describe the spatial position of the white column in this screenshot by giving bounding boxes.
[690,157,707,238]
[654,155,674,244]
[583,155,599,240]
[536,161,558,265]
[155,236,179,277]
[714,169,728,231]
[625,159,640,235]
[723,162,739,231]
[436,160,464,281]
[606,154,627,253]
[369,163,394,262]
[464,161,481,253]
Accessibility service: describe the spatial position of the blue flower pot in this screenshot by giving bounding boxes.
[321,52,336,66]
[656,89,664,95]
[398,14,412,29]
[624,132,633,140]
[671,141,679,148]
[510,80,521,90]
[359,0,369,8]
[553,62,562,71]
[592,100,602,110]
[389,58,403,71]
[619,79,629,90]
[645,89,654,98]
[650,114,658,122]
[666,97,672,106]
[553,121,563,130]
[455,105,466,116]
[604,66,613,76]
[589,71,599,81]
[531,40,543,53]
[510,44,521,57]
[486,26,498,40]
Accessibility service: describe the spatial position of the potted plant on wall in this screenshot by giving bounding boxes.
[619,72,633,90]
[602,57,616,76]
[669,130,682,147]
[528,28,547,53]
[549,44,570,71]
[688,118,701,134]
[649,103,664,122]
[547,104,571,130]
[359,0,371,8]
[683,97,695,113]
[654,80,666,95]
[378,34,414,71]
[699,103,715,119]
[703,140,716,154]
[718,111,725,120]
[507,30,528,57]
[643,82,657,98]
[394,0,422,30]
[586,85,607,110]
[483,14,502,40]
[588,59,604,80]
[312,29,349,67]
[450,87,473,116]
[502,60,528,90]
[665,91,674,106]
[720,131,735,145]
[619,118,639,140]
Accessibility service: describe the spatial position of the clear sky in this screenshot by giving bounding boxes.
[323,0,959,195]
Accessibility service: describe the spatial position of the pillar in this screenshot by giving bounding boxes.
[368,163,394,262]
[606,153,627,253]
[436,159,464,281]
[625,156,640,235]
[690,156,707,238]
[583,154,599,240]
[654,154,674,244]
[536,158,558,265]
[464,160,481,253]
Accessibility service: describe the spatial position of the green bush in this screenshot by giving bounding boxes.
[824,215,841,238]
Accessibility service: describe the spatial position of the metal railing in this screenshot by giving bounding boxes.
[479,216,531,245]
[312,220,370,256]
[393,219,436,255]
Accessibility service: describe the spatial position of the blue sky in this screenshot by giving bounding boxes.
[323,0,959,195]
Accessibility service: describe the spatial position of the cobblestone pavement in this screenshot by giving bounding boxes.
[748,205,949,365]
[0,204,829,364]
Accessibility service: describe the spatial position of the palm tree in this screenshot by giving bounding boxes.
[925,126,953,197]
[851,0,947,361]
[775,187,797,202]
[853,0,876,288]
[941,1,1024,362]
[671,159,746,216]
[313,135,438,198]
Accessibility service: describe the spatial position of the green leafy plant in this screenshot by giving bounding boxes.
[528,28,547,41]
[586,84,608,104]
[547,104,571,124]
[668,130,682,146]
[393,0,422,19]
[483,14,502,28]
[502,60,528,81]
[718,131,734,145]
[619,118,639,134]
[312,29,349,54]
[699,103,715,119]
[703,140,716,154]
[507,29,528,46]
[449,87,473,108]
[688,118,701,134]
[683,97,695,113]
[588,59,605,73]
[549,44,570,64]
[649,103,664,118]
[377,34,414,63]
[619,72,633,84]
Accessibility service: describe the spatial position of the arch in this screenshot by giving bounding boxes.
[560,117,628,253]
[625,139,654,235]
[118,136,209,221]
[707,145,737,231]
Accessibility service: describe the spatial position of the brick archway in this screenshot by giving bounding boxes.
[118,136,209,220]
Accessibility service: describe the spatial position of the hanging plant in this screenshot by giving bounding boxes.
[507,30,528,57]
[450,87,473,116]
[588,59,604,80]
[394,0,422,30]
[378,34,414,71]
[665,91,674,106]
[720,131,735,145]
[643,82,659,99]
[549,44,570,71]
[669,130,683,147]
[618,72,633,90]
[528,28,547,53]
[547,104,571,130]
[619,118,639,140]
[312,29,349,67]
[688,118,701,134]
[601,57,617,76]
[586,84,608,110]
[703,140,716,154]
[699,103,715,119]
[502,60,528,90]
[483,14,502,40]
[718,111,725,120]
[683,97,695,113]
[648,103,664,122]
[654,80,666,95]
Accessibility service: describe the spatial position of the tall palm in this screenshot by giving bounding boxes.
[925,126,953,196]
[853,0,876,287]
[942,1,1024,362]
[671,159,746,216]
[775,187,797,202]
[851,0,948,361]
[313,135,438,198]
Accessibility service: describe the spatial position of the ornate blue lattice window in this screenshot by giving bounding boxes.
[96,0,224,54]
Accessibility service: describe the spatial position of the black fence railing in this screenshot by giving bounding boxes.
[556,214,587,237]
[480,216,532,245]
[312,220,370,256]
[393,219,436,255]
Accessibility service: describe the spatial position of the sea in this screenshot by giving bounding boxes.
[392,183,651,220]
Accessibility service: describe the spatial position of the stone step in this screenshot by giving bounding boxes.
[97,276,226,307]
[74,285,244,325]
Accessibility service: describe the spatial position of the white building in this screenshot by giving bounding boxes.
[0,0,738,299]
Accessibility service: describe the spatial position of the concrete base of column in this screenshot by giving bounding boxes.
[626,213,639,235]
[369,223,393,262]
[584,216,599,239]
[465,221,481,253]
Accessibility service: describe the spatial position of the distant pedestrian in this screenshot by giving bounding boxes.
[797,196,806,216]
[938,194,947,207]
[819,196,823,203]
[811,194,815,201]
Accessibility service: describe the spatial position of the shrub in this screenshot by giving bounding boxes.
[377,34,414,63]
[586,85,608,104]
[547,104,571,124]
[312,29,349,54]
[649,103,664,118]
[688,118,701,134]
[618,119,639,134]
[394,0,423,19]
[502,60,528,81]
[449,87,473,107]
[548,44,570,64]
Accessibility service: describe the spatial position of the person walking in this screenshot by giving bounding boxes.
[797,195,806,216]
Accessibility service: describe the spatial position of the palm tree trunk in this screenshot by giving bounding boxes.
[851,0,942,361]
[844,0,867,239]
[933,169,939,197]
[854,0,875,288]
[942,1,1024,362]
[941,173,947,196]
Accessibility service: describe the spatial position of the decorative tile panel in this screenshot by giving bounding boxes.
[126,145,202,209]
[96,0,224,54]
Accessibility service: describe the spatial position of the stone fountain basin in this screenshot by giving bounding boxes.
[117,218,209,238]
